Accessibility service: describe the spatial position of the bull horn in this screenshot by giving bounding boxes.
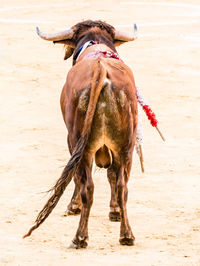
[36,27,74,41]
[114,23,137,41]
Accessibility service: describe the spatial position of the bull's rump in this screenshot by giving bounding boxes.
[61,57,138,155]
[89,79,135,153]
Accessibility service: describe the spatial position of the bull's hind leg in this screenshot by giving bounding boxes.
[107,165,121,222]
[71,154,94,249]
[65,135,82,215]
[65,180,81,215]
[117,154,135,246]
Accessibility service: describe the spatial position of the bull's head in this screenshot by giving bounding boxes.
[36,20,137,63]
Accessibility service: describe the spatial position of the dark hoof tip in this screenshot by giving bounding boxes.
[65,208,81,216]
[109,212,121,222]
[119,236,135,246]
[69,237,88,249]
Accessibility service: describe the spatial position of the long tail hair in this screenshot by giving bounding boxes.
[23,59,107,238]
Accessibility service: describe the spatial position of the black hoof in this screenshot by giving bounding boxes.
[64,207,81,216]
[119,235,135,246]
[69,237,88,249]
[109,211,121,222]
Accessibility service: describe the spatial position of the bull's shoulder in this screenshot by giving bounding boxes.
[66,58,97,93]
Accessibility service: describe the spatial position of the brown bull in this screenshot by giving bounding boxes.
[24,20,138,248]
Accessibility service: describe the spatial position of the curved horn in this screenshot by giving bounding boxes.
[36,27,74,41]
[114,23,137,41]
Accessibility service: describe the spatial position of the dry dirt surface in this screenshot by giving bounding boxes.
[0,0,200,265]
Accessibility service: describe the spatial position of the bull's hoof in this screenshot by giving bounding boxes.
[64,206,81,216]
[69,236,88,249]
[119,235,135,246]
[109,211,121,222]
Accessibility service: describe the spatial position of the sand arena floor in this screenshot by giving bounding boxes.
[0,0,200,265]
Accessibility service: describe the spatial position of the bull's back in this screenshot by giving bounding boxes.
[62,57,137,155]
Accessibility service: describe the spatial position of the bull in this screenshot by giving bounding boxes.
[24,20,138,248]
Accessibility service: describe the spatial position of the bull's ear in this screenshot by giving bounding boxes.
[53,40,75,60]
[64,46,74,60]
[114,40,127,47]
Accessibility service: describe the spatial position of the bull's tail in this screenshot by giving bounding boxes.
[23,59,107,238]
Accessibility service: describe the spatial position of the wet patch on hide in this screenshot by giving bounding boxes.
[78,88,89,111]
[119,90,126,107]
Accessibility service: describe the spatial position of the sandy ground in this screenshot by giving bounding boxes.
[0,0,200,265]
